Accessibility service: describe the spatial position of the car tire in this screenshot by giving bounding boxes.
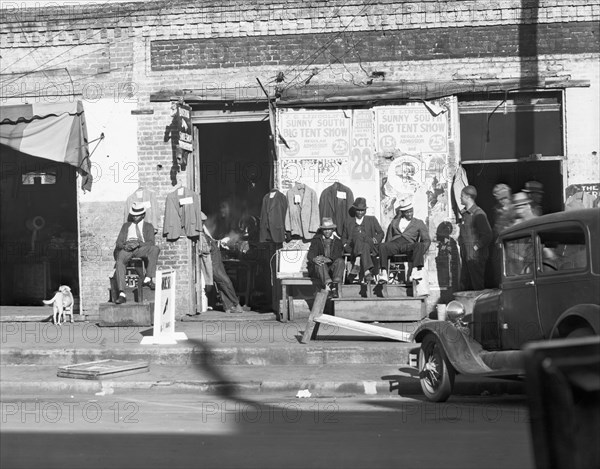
[418,334,456,402]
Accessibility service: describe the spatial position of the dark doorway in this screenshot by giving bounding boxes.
[1,146,79,306]
[196,121,274,311]
[463,160,563,218]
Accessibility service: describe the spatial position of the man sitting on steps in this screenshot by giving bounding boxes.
[379,199,431,284]
[113,203,160,304]
[307,217,345,298]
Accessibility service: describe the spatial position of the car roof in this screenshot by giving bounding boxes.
[501,208,600,273]
[501,208,600,237]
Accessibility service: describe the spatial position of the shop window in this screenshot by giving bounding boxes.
[537,225,587,273]
[459,91,563,160]
[504,236,535,277]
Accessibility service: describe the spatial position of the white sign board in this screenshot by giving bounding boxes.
[140,269,187,345]
[375,103,448,154]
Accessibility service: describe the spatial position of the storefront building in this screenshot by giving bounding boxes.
[1,1,598,317]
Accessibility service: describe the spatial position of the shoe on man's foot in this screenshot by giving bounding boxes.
[364,272,374,284]
[227,304,244,313]
[328,282,339,299]
[349,265,360,276]
[143,278,156,290]
[115,293,126,305]
[378,269,389,284]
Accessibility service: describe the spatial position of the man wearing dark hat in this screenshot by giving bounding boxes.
[307,217,345,298]
[378,199,431,284]
[491,184,515,286]
[512,192,537,223]
[342,197,384,284]
[522,181,544,216]
[458,185,492,291]
[113,202,160,304]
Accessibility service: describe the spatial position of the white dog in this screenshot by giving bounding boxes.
[43,285,74,325]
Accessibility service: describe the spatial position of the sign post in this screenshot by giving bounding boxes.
[140,269,188,345]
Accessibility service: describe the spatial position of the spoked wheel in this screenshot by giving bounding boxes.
[418,334,456,402]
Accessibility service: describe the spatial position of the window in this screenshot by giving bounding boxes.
[504,236,535,277]
[459,91,563,160]
[537,225,587,273]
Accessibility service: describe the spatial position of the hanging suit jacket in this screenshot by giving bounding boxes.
[285,183,320,240]
[318,182,354,237]
[123,187,160,230]
[163,187,203,240]
[259,190,288,243]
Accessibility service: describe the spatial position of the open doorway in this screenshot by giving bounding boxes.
[196,120,274,311]
[0,146,79,308]
[462,160,563,217]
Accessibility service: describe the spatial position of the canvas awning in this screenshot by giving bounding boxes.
[0,100,92,191]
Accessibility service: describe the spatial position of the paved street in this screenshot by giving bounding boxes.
[1,391,534,469]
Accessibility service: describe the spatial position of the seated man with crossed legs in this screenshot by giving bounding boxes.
[379,199,431,284]
[113,203,160,304]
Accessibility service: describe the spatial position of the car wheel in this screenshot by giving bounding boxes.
[418,334,456,402]
[567,327,595,338]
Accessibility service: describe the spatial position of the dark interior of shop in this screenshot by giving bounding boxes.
[196,121,275,310]
[0,146,79,306]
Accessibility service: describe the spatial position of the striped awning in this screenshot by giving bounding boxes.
[0,100,92,191]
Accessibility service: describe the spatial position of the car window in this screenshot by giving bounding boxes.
[537,225,587,273]
[504,236,534,277]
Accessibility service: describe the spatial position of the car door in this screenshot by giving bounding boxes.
[535,222,593,338]
[500,233,544,349]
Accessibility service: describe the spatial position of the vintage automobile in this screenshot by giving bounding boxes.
[412,208,600,402]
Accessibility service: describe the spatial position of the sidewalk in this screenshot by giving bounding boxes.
[0,309,524,398]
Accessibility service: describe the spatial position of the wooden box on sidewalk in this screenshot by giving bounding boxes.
[98,302,153,327]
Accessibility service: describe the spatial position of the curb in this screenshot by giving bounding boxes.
[0,378,524,397]
[0,345,418,366]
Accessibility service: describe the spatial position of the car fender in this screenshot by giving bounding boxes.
[412,321,493,375]
[549,304,600,338]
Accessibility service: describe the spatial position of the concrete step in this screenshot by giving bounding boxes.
[0,364,525,397]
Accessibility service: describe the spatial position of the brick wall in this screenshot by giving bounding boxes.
[151,21,599,71]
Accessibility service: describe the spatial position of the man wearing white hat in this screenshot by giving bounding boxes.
[113,202,160,304]
[378,199,431,283]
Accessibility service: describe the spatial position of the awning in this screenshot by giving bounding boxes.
[277,76,590,107]
[0,100,92,191]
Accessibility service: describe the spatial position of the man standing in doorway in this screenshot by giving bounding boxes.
[458,185,492,291]
[522,181,544,216]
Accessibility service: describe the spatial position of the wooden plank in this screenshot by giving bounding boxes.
[333,298,426,321]
[57,359,150,380]
[315,315,411,342]
[300,290,328,344]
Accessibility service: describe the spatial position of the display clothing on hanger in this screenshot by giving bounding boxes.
[124,187,160,230]
[284,183,320,240]
[163,186,203,240]
[259,189,288,243]
[318,181,354,237]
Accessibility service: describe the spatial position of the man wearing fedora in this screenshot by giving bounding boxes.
[307,217,345,298]
[522,181,544,216]
[512,192,538,223]
[378,199,431,284]
[342,197,384,284]
[458,185,492,291]
[113,202,160,304]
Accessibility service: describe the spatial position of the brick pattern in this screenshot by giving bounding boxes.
[150,21,599,71]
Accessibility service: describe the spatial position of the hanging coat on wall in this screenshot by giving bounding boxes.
[123,187,160,230]
[163,187,203,240]
[319,181,354,237]
[451,165,469,222]
[259,189,288,243]
[285,182,320,240]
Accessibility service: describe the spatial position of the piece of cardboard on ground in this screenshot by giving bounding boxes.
[57,359,149,380]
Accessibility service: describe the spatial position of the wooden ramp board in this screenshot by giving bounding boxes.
[301,290,413,343]
[315,314,411,342]
[57,359,150,380]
